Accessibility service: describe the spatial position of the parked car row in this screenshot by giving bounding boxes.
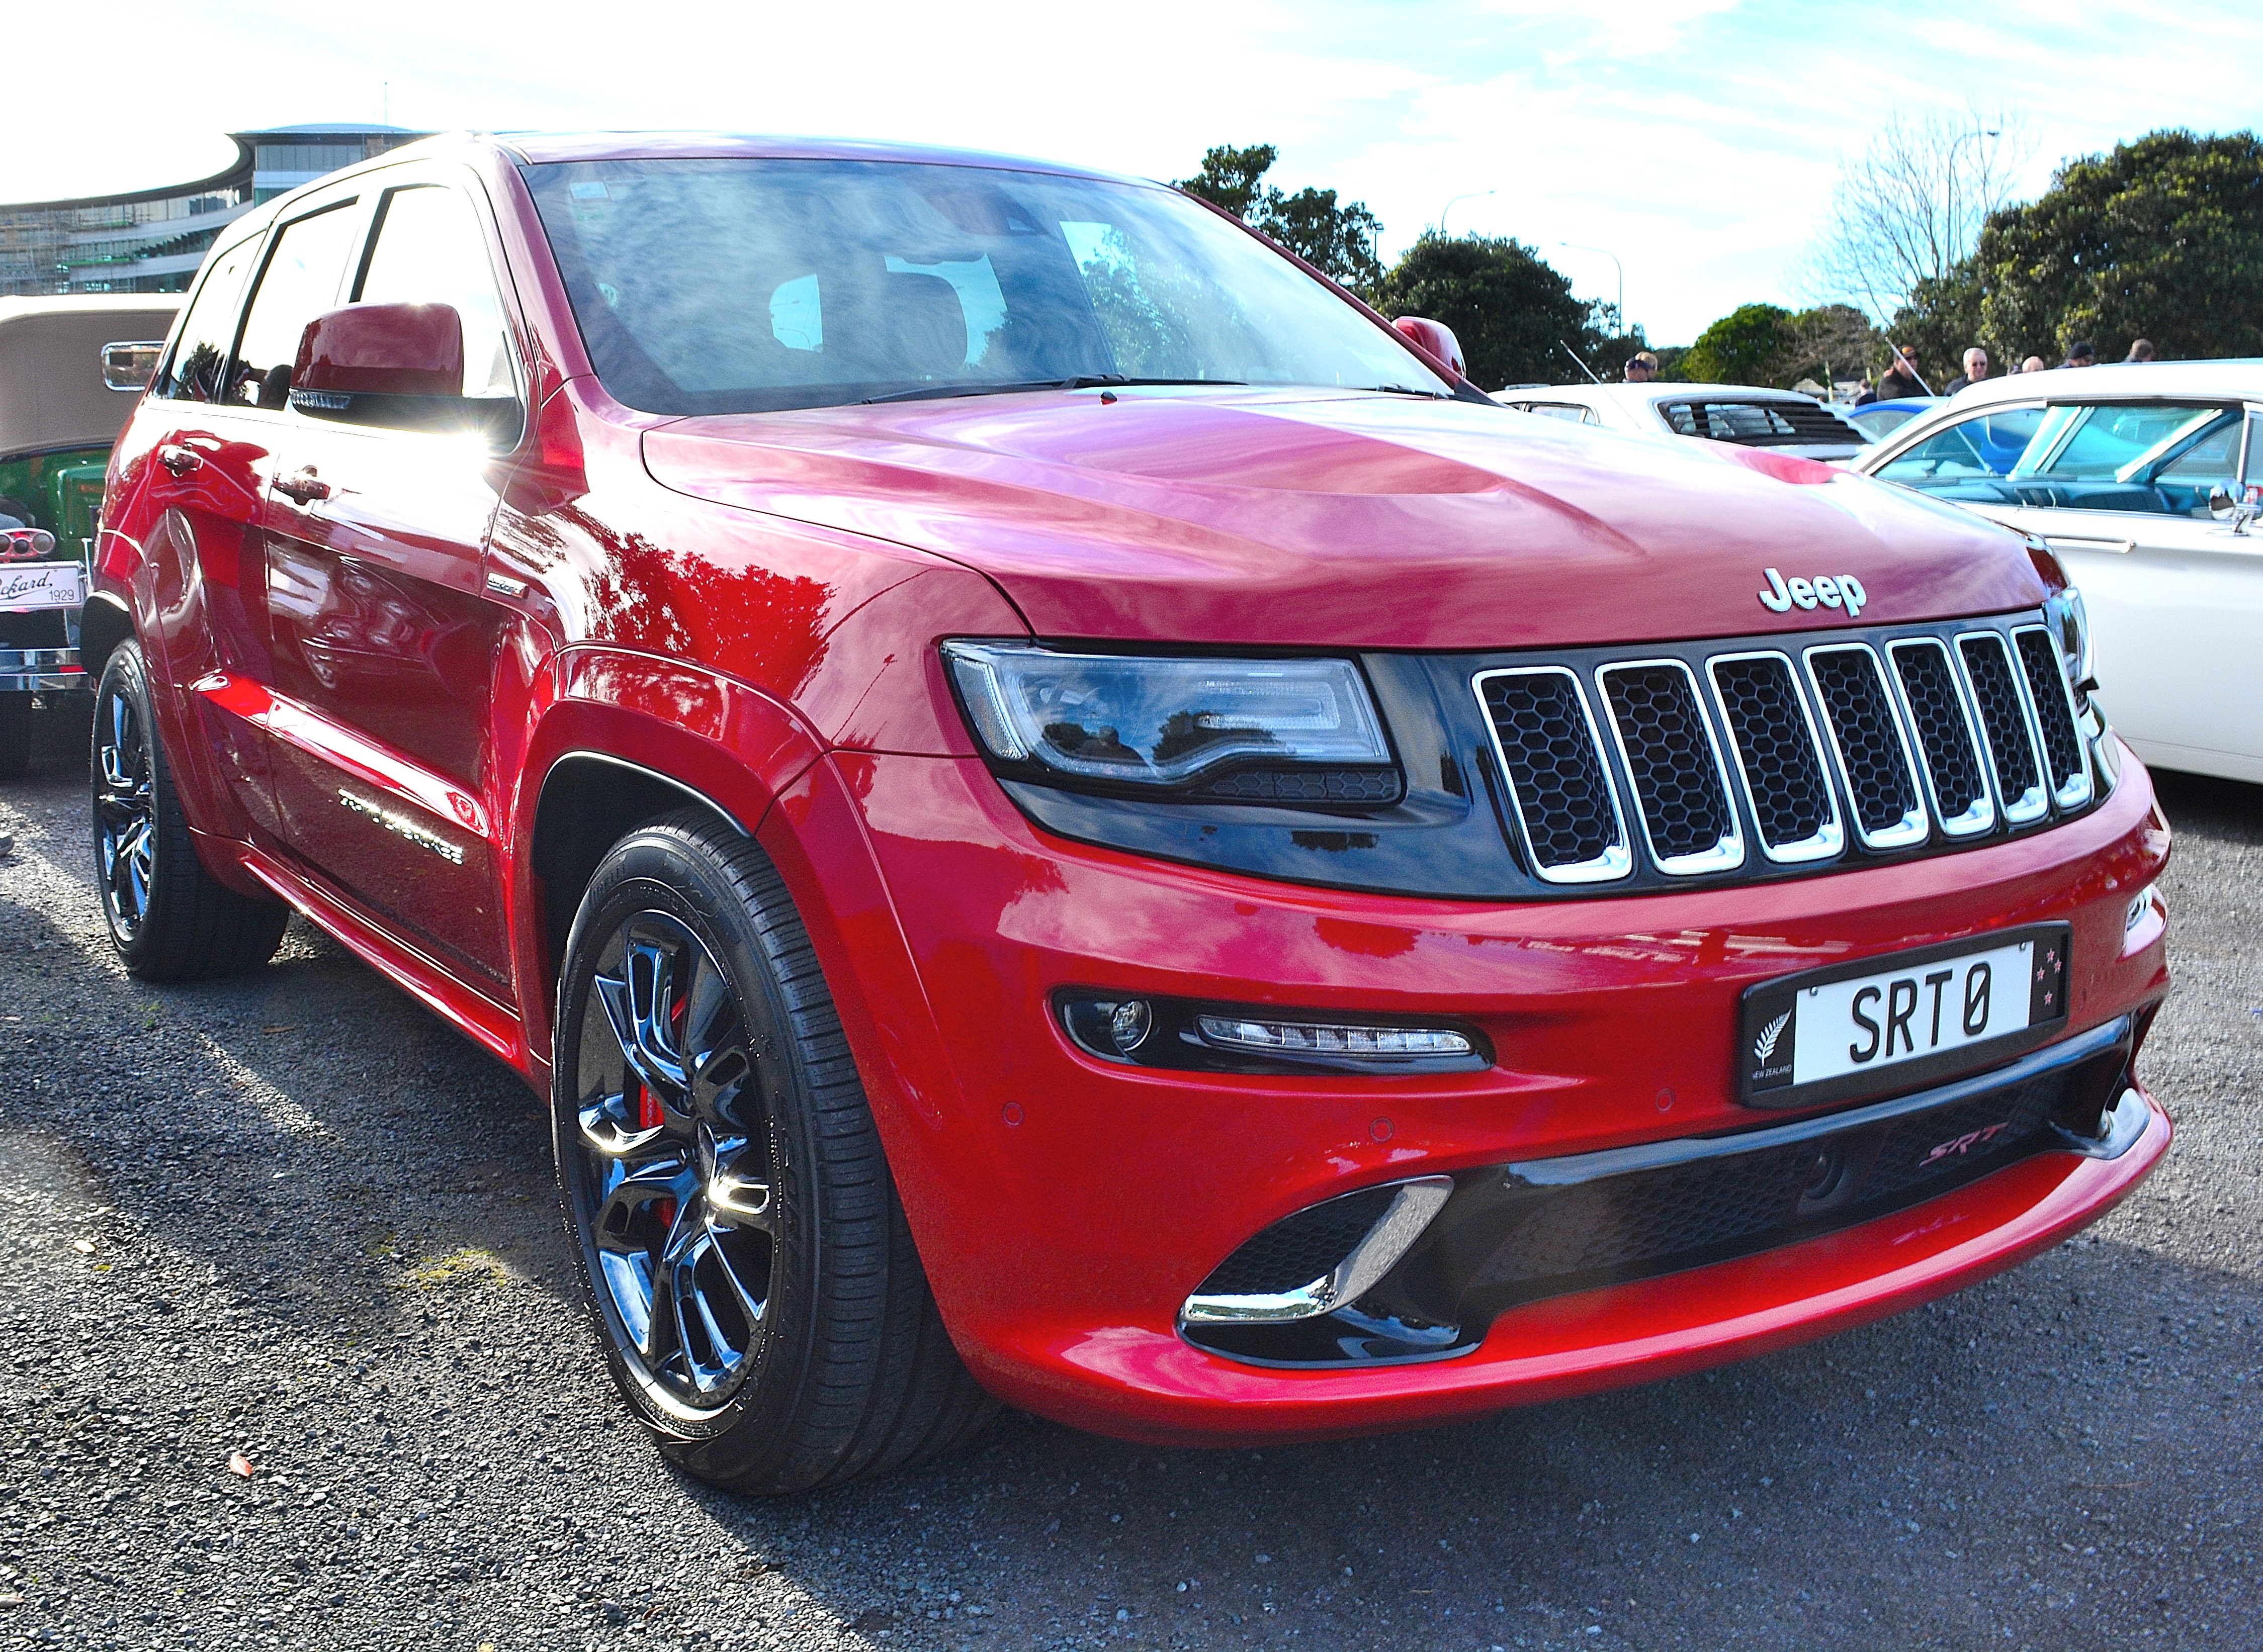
[58,131,2173,1495]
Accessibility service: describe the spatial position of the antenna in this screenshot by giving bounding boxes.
[1558,339,1603,386]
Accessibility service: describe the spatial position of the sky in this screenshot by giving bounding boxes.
[8,0,2260,343]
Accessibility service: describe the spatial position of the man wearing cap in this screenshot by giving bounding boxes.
[2063,341,2098,368]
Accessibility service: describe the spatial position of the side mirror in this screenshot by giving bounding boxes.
[101,340,166,392]
[289,303,518,442]
[1391,316,1467,387]
[294,302,465,400]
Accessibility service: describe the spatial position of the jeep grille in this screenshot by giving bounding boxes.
[1475,612,2097,885]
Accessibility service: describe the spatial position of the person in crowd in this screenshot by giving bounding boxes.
[2021,355,2048,373]
[1944,346,1990,395]
[1623,354,1656,383]
[1856,347,1925,405]
[2063,341,2098,368]
[2125,338,2156,362]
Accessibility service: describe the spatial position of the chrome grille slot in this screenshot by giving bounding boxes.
[2013,626,2094,811]
[1707,652,1842,864]
[1886,638,1994,838]
[1802,645,1928,850]
[1597,661,1744,874]
[1473,667,1632,884]
[1957,631,2048,824]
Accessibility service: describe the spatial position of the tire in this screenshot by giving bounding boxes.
[91,641,289,980]
[552,809,995,1494]
[0,692,30,782]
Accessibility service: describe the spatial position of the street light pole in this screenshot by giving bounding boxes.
[1437,190,1497,237]
[1556,241,1625,337]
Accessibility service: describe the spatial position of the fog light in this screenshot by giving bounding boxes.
[1109,999,1153,1054]
[1194,1016,1472,1059]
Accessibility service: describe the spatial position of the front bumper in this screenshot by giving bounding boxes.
[0,646,84,694]
[775,736,2172,1444]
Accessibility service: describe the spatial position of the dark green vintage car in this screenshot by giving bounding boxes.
[1,296,179,778]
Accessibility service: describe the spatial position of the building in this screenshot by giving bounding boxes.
[0,125,431,299]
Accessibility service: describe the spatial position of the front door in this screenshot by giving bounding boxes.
[255,175,528,994]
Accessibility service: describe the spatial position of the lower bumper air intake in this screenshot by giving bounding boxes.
[1181,1012,2150,1368]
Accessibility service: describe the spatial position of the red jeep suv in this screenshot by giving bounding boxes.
[88,133,2171,1494]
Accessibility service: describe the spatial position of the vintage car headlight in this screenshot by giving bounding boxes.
[942,643,1395,798]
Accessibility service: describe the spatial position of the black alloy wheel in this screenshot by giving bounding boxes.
[575,908,778,1410]
[89,641,287,980]
[553,810,995,1493]
[94,680,157,939]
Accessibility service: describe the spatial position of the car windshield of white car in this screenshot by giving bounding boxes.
[1657,399,1857,447]
[520,158,1446,416]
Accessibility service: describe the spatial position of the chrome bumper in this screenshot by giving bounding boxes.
[0,646,85,693]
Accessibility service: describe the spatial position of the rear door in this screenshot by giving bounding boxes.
[256,172,528,995]
[121,207,362,842]
[1958,399,2263,782]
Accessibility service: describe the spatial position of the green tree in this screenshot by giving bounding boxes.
[1176,143,1383,288]
[1978,129,2263,363]
[1370,233,1596,388]
[1680,303,1795,384]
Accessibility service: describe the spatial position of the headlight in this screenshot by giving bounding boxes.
[942,643,1396,799]
[2044,586,2093,689]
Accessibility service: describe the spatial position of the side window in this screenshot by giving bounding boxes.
[157,238,256,402]
[354,186,517,400]
[1522,402,1596,424]
[226,202,363,408]
[1876,407,2046,487]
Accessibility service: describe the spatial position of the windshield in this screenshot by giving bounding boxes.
[522,157,1446,416]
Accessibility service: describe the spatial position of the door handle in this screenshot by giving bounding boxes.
[156,444,201,477]
[272,468,333,505]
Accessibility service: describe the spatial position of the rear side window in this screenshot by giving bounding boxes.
[1660,400,1859,446]
[157,238,257,402]
[225,201,363,408]
[1518,402,1597,424]
[354,185,518,400]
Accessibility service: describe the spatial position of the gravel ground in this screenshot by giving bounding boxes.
[1,697,2257,1652]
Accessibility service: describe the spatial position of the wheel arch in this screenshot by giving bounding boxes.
[78,591,135,680]
[508,651,828,1072]
[529,750,751,983]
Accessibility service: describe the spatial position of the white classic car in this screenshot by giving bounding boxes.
[1852,360,2262,785]
[1492,382,1869,463]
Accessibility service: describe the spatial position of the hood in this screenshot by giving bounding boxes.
[641,386,2045,650]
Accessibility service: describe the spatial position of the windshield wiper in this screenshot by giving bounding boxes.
[1356,384,1450,398]
[858,376,1245,405]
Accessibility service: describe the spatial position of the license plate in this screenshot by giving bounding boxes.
[1740,925,2069,1109]
[0,561,84,612]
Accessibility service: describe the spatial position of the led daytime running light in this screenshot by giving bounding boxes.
[1194,1016,1472,1059]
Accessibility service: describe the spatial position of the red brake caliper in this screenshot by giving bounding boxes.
[644,987,691,1231]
